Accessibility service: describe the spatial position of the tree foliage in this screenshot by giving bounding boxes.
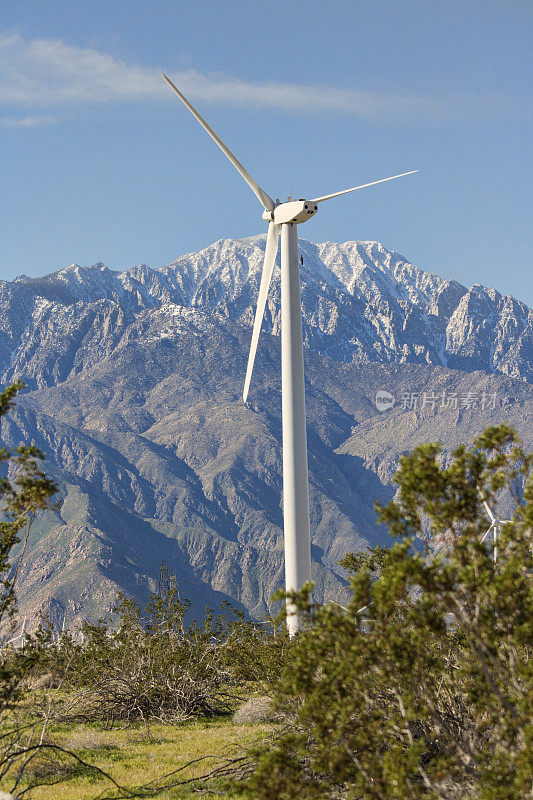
[0,381,57,627]
[34,590,287,726]
[0,382,58,794]
[0,380,57,698]
[240,425,532,800]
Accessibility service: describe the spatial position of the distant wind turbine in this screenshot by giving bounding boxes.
[6,617,27,649]
[162,73,418,635]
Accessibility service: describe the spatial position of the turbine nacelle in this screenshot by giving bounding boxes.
[262,200,319,225]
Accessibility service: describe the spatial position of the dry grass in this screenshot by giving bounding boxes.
[233,695,275,724]
[62,727,118,753]
[25,673,56,691]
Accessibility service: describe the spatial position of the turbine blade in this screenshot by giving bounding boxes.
[162,74,275,212]
[243,222,280,403]
[311,170,419,204]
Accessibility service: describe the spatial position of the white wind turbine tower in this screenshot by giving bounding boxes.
[163,74,418,635]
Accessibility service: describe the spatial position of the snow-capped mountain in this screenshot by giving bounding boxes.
[1,237,532,389]
[1,237,532,627]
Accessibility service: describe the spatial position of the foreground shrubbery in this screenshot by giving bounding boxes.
[0,383,58,793]
[239,425,532,800]
[31,591,286,726]
[0,378,531,799]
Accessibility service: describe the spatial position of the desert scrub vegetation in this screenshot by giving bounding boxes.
[1,592,287,796]
[238,425,532,800]
[1,593,287,796]
[30,590,287,726]
[0,378,531,799]
[0,382,58,796]
[0,384,284,796]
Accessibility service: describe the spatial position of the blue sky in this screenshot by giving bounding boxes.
[1,0,532,305]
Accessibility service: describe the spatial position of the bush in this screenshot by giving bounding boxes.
[240,425,533,800]
[0,382,57,795]
[34,590,288,726]
[233,695,275,725]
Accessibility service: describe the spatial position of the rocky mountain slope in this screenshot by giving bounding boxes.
[1,237,532,627]
[2,237,532,388]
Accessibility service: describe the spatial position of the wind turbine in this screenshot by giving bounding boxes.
[479,497,511,564]
[6,617,28,649]
[162,73,418,635]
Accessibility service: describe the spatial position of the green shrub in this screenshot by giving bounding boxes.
[240,425,532,800]
[35,591,287,725]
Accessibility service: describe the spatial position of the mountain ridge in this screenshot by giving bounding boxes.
[1,236,532,627]
[3,237,532,389]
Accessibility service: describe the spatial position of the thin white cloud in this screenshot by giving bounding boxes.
[0,114,54,127]
[0,34,162,105]
[0,33,520,121]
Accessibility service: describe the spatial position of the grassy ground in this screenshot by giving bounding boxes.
[1,715,273,799]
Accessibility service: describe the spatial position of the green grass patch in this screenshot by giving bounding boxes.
[1,715,274,799]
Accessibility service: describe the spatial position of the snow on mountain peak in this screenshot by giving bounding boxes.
[1,237,531,386]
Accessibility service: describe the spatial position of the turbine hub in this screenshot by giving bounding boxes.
[262,200,318,225]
